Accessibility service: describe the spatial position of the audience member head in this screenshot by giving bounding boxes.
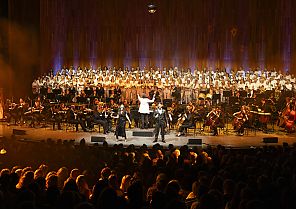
[0,168,10,177]
[16,171,34,190]
[46,173,58,189]
[58,191,81,209]
[223,179,235,196]
[70,168,80,181]
[76,175,90,199]
[165,180,181,200]
[34,169,43,180]
[96,187,118,209]
[120,175,132,193]
[38,164,49,177]
[57,167,69,189]
[100,167,111,180]
[63,177,79,192]
[156,173,168,192]
[108,174,119,190]
[127,180,144,205]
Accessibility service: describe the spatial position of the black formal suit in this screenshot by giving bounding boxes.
[153,107,168,142]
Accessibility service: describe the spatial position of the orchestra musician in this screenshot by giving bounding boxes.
[153,103,169,143]
[278,96,292,128]
[25,100,44,128]
[89,105,109,134]
[67,105,89,132]
[3,65,296,136]
[176,104,195,137]
[115,104,131,141]
[103,105,116,133]
[203,106,223,136]
[258,98,271,131]
[4,99,18,126]
[233,105,249,136]
[52,103,68,130]
[129,99,140,128]
[17,98,28,125]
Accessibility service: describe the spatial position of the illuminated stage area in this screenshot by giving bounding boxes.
[1,123,296,149]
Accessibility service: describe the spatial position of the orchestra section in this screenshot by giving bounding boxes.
[2,66,296,137]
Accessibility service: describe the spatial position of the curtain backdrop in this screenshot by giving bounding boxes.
[40,0,296,73]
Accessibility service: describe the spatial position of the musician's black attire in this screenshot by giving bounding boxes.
[67,109,88,132]
[130,104,140,128]
[97,87,105,100]
[115,109,128,140]
[204,111,224,136]
[4,103,18,125]
[259,102,271,131]
[90,111,108,134]
[233,111,248,135]
[52,108,65,130]
[153,107,168,142]
[178,112,194,136]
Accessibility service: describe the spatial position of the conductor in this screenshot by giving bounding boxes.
[138,93,155,129]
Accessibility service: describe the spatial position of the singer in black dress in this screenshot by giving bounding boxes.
[115,104,131,140]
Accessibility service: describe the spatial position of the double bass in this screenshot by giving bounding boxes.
[278,97,292,128]
[285,98,296,132]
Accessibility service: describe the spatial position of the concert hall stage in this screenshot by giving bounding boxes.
[1,123,296,149]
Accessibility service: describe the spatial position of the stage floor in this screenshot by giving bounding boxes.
[1,123,296,148]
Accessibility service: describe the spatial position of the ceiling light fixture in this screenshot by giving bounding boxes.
[148,3,157,14]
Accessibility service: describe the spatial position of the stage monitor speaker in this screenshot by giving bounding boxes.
[187,138,202,145]
[263,137,278,143]
[132,131,154,137]
[13,129,26,135]
[91,136,106,143]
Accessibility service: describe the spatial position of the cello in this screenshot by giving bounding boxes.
[204,107,220,127]
[232,106,249,131]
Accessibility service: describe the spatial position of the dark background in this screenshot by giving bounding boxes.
[0,0,295,98]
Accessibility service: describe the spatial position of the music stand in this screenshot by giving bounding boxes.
[40,87,47,96]
[84,89,93,97]
[245,98,255,105]
[47,93,55,100]
[212,94,221,105]
[256,93,264,101]
[77,97,87,104]
[106,97,115,104]
[163,99,172,108]
[59,95,69,103]
[263,90,273,98]
[229,96,239,105]
[52,89,62,95]
[223,90,231,97]
[239,91,247,98]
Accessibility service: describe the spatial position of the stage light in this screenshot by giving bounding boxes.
[148,3,157,13]
[0,148,7,155]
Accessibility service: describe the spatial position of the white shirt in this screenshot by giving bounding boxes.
[138,95,155,114]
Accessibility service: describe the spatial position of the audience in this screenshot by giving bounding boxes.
[1,135,296,209]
